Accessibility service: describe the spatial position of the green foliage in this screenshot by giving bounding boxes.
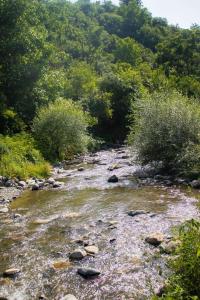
[0,134,50,179]
[33,98,91,161]
[128,91,200,174]
[154,219,200,300]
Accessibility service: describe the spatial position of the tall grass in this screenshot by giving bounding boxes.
[0,133,50,179]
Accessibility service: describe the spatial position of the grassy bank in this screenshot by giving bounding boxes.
[0,134,50,179]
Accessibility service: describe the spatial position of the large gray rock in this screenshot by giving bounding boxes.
[77,267,101,278]
[69,249,87,260]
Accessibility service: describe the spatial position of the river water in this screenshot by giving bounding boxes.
[0,148,199,300]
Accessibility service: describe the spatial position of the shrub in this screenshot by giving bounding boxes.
[33,98,91,161]
[128,90,200,174]
[154,219,200,299]
[0,134,50,179]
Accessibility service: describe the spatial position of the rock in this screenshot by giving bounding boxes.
[60,295,77,300]
[160,240,181,254]
[3,268,21,277]
[32,184,39,191]
[127,210,147,217]
[154,284,166,297]
[77,267,101,278]
[62,212,81,218]
[145,233,164,246]
[108,220,118,225]
[109,238,116,243]
[33,218,54,225]
[46,178,55,184]
[0,207,9,213]
[107,164,120,171]
[84,245,99,255]
[121,155,130,159]
[190,180,200,189]
[18,181,26,188]
[108,175,118,183]
[13,213,22,219]
[0,297,9,300]
[53,181,64,188]
[4,180,13,187]
[69,249,87,260]
[78,167,84,172]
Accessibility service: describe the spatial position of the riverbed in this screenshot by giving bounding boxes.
[0,148,199,300]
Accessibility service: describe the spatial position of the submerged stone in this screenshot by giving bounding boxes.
[127,210,147,217]
[145,233,164,246]
[69,249,87,260]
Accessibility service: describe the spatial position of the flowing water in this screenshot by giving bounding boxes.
[0,148,199,300]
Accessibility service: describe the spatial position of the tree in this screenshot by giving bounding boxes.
[33,98,91,161]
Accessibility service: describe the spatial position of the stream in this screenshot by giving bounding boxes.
[0,147,199,300]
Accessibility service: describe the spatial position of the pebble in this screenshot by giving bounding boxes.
[69,249,87,260]
[3,268,21,277]
[127,210,147,217]
[60,295,78,300]
[77,267,101,278]
[0,207,9,213]
[84,245,99,255]
[108,175,118,183]
[145,233,164,246]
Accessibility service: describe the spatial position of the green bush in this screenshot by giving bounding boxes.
[33,98,91,161]
[0,134,50,179]
[154,219,200,300]
[128,90,200,175]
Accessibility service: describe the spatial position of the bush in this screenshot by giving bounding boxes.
[128,90,200,174]
[33,98,91,161]
[154,219,200,299]
[0,134,50,179]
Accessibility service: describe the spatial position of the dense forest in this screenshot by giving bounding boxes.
[0,0,200,177]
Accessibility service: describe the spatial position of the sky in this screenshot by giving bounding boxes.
[140,0,200,28]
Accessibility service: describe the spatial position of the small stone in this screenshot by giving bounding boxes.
[84,245,99,255]
[78,167,84,171]
[32,184,39,191]
[108,175,118,183]
[145,233,164,246]
[160,240,181,254]
[69,249,87,260]
[53,181,64,188]
[46,178,55,184]
[108,220,118,225]
[33,218,54,225]
[127,210,147,217]
[3,268,21,277]
[60,295,78,300]
[62,212,81,218]
[77,267,101,278]
[0,207,9,213]
[109,238,116,243]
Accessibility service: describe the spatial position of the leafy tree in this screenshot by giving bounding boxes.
[33,98,91,161]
